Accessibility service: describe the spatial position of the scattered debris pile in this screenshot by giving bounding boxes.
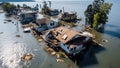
[21,53,33,62]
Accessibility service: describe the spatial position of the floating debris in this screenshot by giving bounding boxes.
[16,34,21,37]
[23,28,31,33]
[56,53,60,58]
[21,53,33,62]
[68,64,73,68]
[3,22,6,23]
[93,40,103,46]
[51,52,56,56]
[38,39,43,42]
[5,19,12,22]
[10,60,13,63]
[0,32,3,34]
[102,39,108,43]
[56,58,64,62]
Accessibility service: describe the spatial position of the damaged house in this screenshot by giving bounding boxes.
[20,11,37,24]
[32,18,58,34]
[42,27,93,56]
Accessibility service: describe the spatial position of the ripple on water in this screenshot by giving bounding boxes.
[0,42,33,68]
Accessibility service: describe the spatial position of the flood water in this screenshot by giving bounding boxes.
[0,0,120,68]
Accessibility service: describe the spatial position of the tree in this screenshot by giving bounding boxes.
[1,2,16,13]
[17,4,20,9]
[84,0,112,29]
[99,2,112,24]
[93,13,100,28]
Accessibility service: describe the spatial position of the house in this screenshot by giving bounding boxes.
[42,1,59,16]
[20,11,37,24]
[34,18,58,33]
[42,27,93,56]
[42,8,59,16]
[60,11,77,22]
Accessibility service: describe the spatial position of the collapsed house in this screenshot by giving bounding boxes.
[60,12,77,22]
[42,27,93,56]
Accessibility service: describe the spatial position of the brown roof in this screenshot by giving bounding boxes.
[51,27,83,44]
[36,18,50,25]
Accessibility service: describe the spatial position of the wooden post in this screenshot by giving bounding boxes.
[16,16,19,32]
[63,7,65,13]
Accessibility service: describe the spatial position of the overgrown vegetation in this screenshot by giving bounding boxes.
[84,0,112,29]
[1,2,17,14]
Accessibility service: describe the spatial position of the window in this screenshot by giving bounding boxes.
[50,22,54,26]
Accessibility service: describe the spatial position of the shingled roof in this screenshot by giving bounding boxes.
[51,27,82,44]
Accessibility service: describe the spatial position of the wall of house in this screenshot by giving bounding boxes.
[59,42,85,55]
[37,25,48,32]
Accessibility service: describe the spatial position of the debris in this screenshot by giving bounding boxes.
[23,28,31,33]
[10,60,13,63]
[93,40,103,46]
[57,52,68,58]
[51,52,56,56]
[38,39,43,42]
[3,22,6,23]
[102,39,108,43]
[0,32,3,34]
[16,34,21,37]
[56,53,60,58]
[5,19,12,22]
[56,58,64,62]
[21,53,33,62]
[68,64,73,68]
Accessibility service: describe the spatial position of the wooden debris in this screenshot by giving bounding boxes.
[0,32,3,34]
[21,53,33,62]
[16,34,21,37]
[38,39,43,42]
[68,64,73,68]
[56,58,64,62]
[4,22,7,24]
[93,40,103,46]
[102,39,108,43]
[51,52,56,55]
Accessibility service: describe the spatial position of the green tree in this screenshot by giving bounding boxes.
[93,13,100,28]
[2,2,16,13]
[84,0,112,29]
[99,2,112,24]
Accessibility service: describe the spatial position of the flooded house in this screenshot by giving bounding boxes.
[60,11,77,22]
[32,18,58,34]
[42,27,93,56]
[41,1,59,16]
[19,11,37,24]
[42,7,59,16]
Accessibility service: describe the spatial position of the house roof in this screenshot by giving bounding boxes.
[24,14,33,18]
[36,18,50,25]
[21,11,37,14]
[51,27,83,44]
